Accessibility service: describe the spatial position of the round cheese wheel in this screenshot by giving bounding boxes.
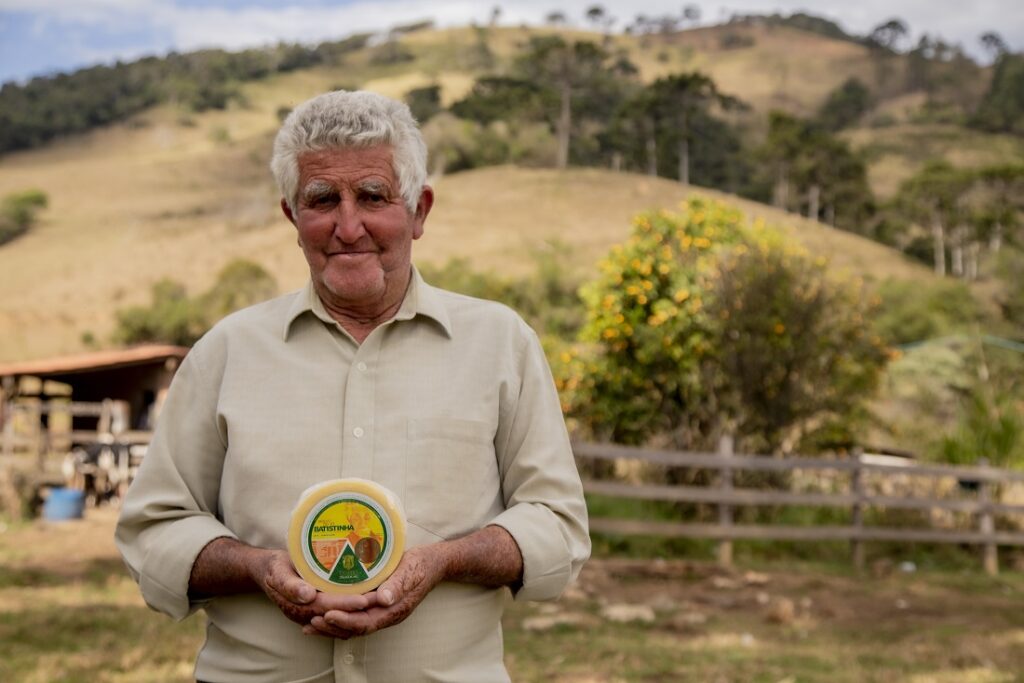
[287,478,406,595]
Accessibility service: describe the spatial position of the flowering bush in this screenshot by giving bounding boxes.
[557,197,889,453]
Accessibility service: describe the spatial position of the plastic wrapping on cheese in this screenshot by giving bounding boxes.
[287,478,406,595]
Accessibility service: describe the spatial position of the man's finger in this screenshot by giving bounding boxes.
[307,615,359,639]
[266,560,317,604]
[315,591,379,612]
[322,607,382,635]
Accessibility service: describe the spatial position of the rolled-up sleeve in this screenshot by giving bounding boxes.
[489,325,590,602]
[115,339,235,621]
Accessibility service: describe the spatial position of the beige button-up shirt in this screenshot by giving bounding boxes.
[115,267,590,683]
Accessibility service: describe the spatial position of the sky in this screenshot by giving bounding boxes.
[1,0,1021,85]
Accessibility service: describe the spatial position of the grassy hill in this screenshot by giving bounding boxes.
[0,22,1002,362]
[0,128,931,362]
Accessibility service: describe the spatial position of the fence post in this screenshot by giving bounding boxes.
[850,447,865,573]
[977,458,998,576]
[716,434,734,568]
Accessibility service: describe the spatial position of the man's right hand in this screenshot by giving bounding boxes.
[190,538,377,634]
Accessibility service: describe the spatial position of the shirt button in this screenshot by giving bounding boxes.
[342,653,355,665]
[353,427,364,438]
[356,361,367,372]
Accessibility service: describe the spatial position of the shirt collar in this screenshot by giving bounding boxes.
[282,265,452,340]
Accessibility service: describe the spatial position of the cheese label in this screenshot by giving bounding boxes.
[289,478,406,594]
[300,492,394,586]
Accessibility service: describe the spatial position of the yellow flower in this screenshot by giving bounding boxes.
[626,284,641,296]
[603,328,619,339]
[774,323,785,335]
[614,313,625,324]
[658,263,671,275]
[694,237,711,249]
[673,289,690,303]
[602,294,615,309]
[641,279,653,291]
[637,294,648,305]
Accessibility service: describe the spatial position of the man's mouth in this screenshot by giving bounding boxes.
[329,250,377,258]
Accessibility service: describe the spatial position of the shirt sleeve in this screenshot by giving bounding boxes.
[488,323,590,602]
[114,338,236,621]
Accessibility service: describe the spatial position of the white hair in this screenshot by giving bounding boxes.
[271,90,427,213]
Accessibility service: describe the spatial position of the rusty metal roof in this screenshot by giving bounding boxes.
[0,344,189,378]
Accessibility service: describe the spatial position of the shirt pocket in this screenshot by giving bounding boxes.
[405,417,500,540]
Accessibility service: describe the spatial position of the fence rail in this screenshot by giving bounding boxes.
[574,439,1024,575]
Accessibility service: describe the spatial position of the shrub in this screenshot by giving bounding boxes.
[872,278,983,346]
[0,189,48,246]
[559,198,889,453]
[115,259,277,346]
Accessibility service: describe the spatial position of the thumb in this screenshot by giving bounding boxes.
[376,577,399,607]
[268,558,317,604]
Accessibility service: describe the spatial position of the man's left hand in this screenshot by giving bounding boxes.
[303,544,448,639]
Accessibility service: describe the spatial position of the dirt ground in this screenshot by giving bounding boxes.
[2,507,1024,682]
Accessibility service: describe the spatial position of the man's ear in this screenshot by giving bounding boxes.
[281,198,296,226]
[411,186,433,241]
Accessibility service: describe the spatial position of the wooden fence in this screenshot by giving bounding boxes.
[574,438,1024,575]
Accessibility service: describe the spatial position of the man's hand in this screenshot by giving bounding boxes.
[304,544,446,638]
[304,524,524,639]
[189,539,376,634]
[252,549,376,628]
[192,526,523,640]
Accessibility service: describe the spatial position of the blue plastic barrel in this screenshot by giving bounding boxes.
[43,487,85,521]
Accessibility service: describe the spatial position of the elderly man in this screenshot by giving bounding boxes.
[115,90,590,683]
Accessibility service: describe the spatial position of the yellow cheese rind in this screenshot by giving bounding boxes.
[287,478,406,595]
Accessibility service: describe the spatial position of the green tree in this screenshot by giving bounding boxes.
[757,114,873,228]
[867,18,908,51]
[816,77,872,131]
[0,189,48,246]
[971,53,1024,135]
[897,161,973,277]
[559,198,887,453]
[758,112,807,212]
[450,77,548,126]
[513,37,624,169]
[404,84,442,123]
[645,73,744,185]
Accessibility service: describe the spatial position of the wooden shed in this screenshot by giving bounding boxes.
[1,344,189,440]
[0,345,188,516]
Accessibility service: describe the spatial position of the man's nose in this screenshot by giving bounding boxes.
[332,200,366,243]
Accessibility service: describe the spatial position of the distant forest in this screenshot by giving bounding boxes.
[0,32,371,154]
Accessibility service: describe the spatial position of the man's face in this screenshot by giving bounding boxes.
[283,146,431,313]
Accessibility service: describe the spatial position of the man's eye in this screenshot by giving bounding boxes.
[308,193,338,207]
[362,192,389,206]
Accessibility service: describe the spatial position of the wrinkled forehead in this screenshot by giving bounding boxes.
[296,145,397,186]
